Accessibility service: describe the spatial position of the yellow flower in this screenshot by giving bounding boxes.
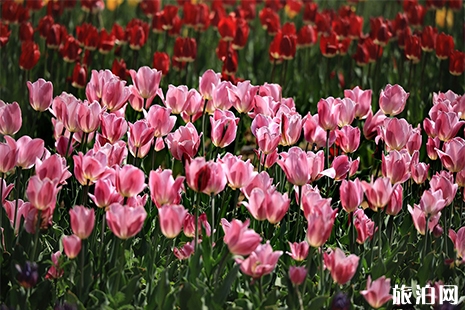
[436,7,454,29]
[106,0,124,11]
[127,0,141,7]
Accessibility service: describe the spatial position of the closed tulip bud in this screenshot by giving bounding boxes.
[0,101,22,136]
[149,168,184,208]
[336,125,360,154]
[340,179,364,213]
[62,235,82,259]
[69,205,95,239]
[210,110,239,148]
[379,84,409,117]
[385,184,403,216]
[165,123,201,161]
[354,209,375,244]
[159,204,188,239]
[289,266,307,286]
[306,201,338,247]
[106,203,147,239]
[344,87,372,120]
[27,79,53,112]
[361,177,394,211]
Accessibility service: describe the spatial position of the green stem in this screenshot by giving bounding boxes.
[201,99,208,156]
[81,184,89,207]
[31,210,42,260]
[301,246,313,297]
[378,210,383,260]
[65,132,75,158]
[424,214,430,259]
[319,246,325,295]
[294,185,303,241]
[13,167,22,232]
[211,194,215,248]
[194,191,200,252]
[79,239,85,299]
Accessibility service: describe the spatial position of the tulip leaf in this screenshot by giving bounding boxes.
[29,280,52,310]
[179,282,203,310]
[308,295,328,309]
[213,264,239,305]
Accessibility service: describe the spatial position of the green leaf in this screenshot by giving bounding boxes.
[30,280,52,310]
[213,265,239,305]
[308,296,328,309]
[121,274,141,305]
[179,282,203,310]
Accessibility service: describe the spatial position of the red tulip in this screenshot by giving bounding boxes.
[405,34,422,63]
[173,37,197,63]
[19,41,40,71]
[126,19,149,50]
[421,26,437,52]
[111,58,128,80]
[259,8,280,35]
[71,62,88,89]
[435,33,454,59]
[152,52,170,75]
[449,50,465,76]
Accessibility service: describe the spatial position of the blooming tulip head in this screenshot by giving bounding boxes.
[106,203,147,239]
[379,84,409,116]
[62,235,82,259]
[129,66,162,99]
[306,200,338,247]
[27,78,53,112]
[235,241,283,279]
[360,276,392,309]
[221,218,262,256]
[69,205,95,239]
[287,241,309,261]
[165,123,201,161]
[0,101,22,136]
[324,247,360,286]
[449,227,465,260]
[115,165,146,198]
[159,204,188,239]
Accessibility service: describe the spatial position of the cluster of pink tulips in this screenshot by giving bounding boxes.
[1,65,464,308]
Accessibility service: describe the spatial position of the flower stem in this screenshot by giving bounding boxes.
[31,210,42,260]
[194,191,200,252]
[378,210,383,260]
[211,194,215,248]
[65,132,75,158]
[319,246,325,295]
[424,214,430,259]
[13,167,22,231]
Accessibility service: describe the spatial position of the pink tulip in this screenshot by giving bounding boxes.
[361,177,394,211]
[0,101,22,136]
[430,171,458,206]
[306,201,338,247]
[278,109,302,146]
[86,69,115,103]
[259,83,282,102]
[340,179,364,213]
[126,194,148,209]
[199,69,221,100]
[301,186,329,219]
[210,110,239,148]
[406,125,422,155]
[344,86,372,119]
[363,110,386,140]
[303,113,335,149]
[62,235,82,259]
[317,97,339,131]
[278,147,313,186]
[181,89,203,123]
[289,266,307,286]
[287,241,309,261]
[331,155,351,181]
[199,161,227,196]
[449,227,465,259]
[407,204,441,235]
[229,80,259,114]
[165,123,201,161]
[235,241,282,278]
[221,218,262,256]
[26,176,58,211]
[183,213,211,238]
[106,203,147,239]
[16,136,44,169]
[353,209,375,244]
[149,168,185,208]
[379,84,409,116]
[45,251,63,280]
[3,199,30,234]
[23,205,54,234]
[209,81,234,112]
[128,87,152,112]
[385,184,403,216]
[165,85,188,114]
[158,204,188,239]
[252,95,280,118]
[100,112,128,144]
[436,137,465,172]
[426,137,440,160]
[243,188,290,224]
[380,117,411,151]
[77,100,102,133]
[434,111,464,142]
[411,155,429,185]
[360,276,392,309]
[324,247,359,285]
[220,153,256,190]
[336,98,355,127]
[70,205,95,239]
[0,137,18,174]
[100,77,131,112]
[1,180,14,203]
[52,93,82,133]
[381,150,411,184]
[145,105,176,139]
[115,165,146,198]
[174,241,196,260]
[241,171,274,199]
[128,120,155,159]
[255,121,281,155]
[73,151,108,186]
[419,189,447,215]
[308,150,336,182]
[256,148,279,169]
[129,66,162,99]
[456,170,465,187]
[27,78,53,112]
[336,125,360,153]
[89,178,123,208]
[35,154,71,185]
[94,140,127,168]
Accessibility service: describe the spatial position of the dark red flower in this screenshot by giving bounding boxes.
[280,34,297,59]
[353,42,370,66]
[405,34,422,63]
[153,51,170,75]
[259,7,281,35]
[19,41,40,70]
[448,0,463,10]
[76,23,99,50]
[81,0,104,14]
[285,0,303,18]
[71,62,88,89]
[161,5,179,30]
[38,16,55,39]
[218,15,237,41]
[315,11,332,34]
[320,31,339,57]
[297,24,317,48]
[449,50,465,76]
[173,37,197,63]
[60,35,82,63]
[392,12,409,34]
[425,0,446,9]
[265,0,284,11]
[222,50,239,76]
[2,0,30,24]
[332,16,350,39]
[168,15,182,37]
[240,0,256,20]
[397,27,412,49]
[406,4,426,27]
[112,58,128,80]
[435,33,454,59]
[112,23,127,45]
[127,19,149,50]
[140,0,161,18]
[370,17,392,46]
[210,4,227,28]
[46,24,64,49]
[0,22,11,47]
[348,15,363,39]
[217,40,229,61]
[183,2,210,31]
[98,29,115,54]
[19,22,34,42]
[26,0,44,11]
[420,26,437,52]
[303,2,318,24]
[364,37,383,62]
[232,17,249,50]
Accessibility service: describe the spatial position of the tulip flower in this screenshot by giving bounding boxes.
[344,87,372,119]
[19,41,40,70]
[317,97,339,131]
[306,201,338,247]
[183,213,211,238]
[149,168,185,208]
[407,204,441,235]
[101,78,131,113]
[27,79,53,112]
[73,151,108,186]
[14,136,44,170]
[174,241,196,260]
[115,165,146,198]
[289,266,307,286]
[129,66,162,100]
[380,117,412,151]
[353,209,375,244]
[145,105,176,142]
[381,150,411,184]
[220,153,256,190]
[302,113,335,149]
[278,147,312,186]
[336,125,360,154]
[363,110,386,140]
[69,205,95,240]
[235,241,283,279]
[434,111,464,142]
[0,101,22,136]
[385,184,403,216]
[360,276,392,309]
[436,137,465,172]
[449,227,465,259]
[278,109,302,146]
[158,204,188,239]
[243,188,290,224]
[419,189,447,215]
[361,177,394,211]
[99,113,128,145]
[287,241,309,261]
[35,154,72,185]
[128,120,155,158]
[221,218,262,256]
[26,176,59,211]
[340,179,364,213]
[430,171,458,206]
[106,203,147,239]
[165,123,201,161]
[62,235,82,259]
[88,178,123,209]
[15,261,39,288]
[324,247,359,285]
[45,251,64,280]
[210,110,239,148]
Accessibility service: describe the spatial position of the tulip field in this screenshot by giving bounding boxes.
[1,0,465,309]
